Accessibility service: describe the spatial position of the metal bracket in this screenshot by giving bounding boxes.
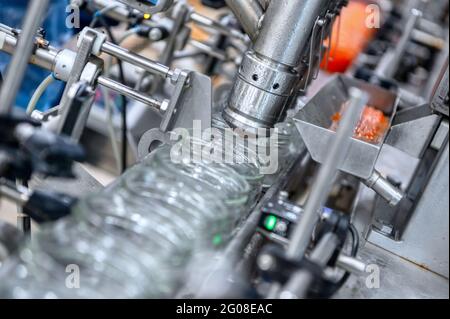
[56,29,98,138]
[59,81,96,142]
[138,71,213,159]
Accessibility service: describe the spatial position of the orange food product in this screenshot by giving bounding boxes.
[331,105,389,144]
[321,1,378,73]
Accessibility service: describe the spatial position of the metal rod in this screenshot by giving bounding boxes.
[189,12,247,42]
[375,9,422,79]
[0,0,50,114]
[189,39,227,61]
[225,0,264,41]
[336,255,367,275]
[0,30,166,112]
[286,88,369,260]
[363,170,404,207]
[0,32,58,71]
[101,41,173,79]
[98,76,163,110]
[280,233,340,299]
[254,0,330,67]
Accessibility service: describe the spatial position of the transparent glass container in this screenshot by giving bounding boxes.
[145,144,252,223]
[30,217,164,298]
[117,165,234,248]
[261,119,305,187]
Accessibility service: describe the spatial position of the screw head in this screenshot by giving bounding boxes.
[257,253,275,271]
[149,28,163,41]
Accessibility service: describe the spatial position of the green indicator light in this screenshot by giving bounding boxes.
[212,234,223,246]
[264,215,278,231]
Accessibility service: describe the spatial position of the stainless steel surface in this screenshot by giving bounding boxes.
[223,51,299,133]
[223,0,339,132]
[225,0,263,41]
[138,71,212,158]
[0,0,49,114]
[363,170,404,207]
[254,0,330,67]
[335,242,449,299]
[294,76,398,179]
[431,120,449,151]
[385,106,441,158]
[368,141,449,278]
[287,88,368,260]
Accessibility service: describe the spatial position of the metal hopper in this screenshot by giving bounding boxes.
[293,75,399,179]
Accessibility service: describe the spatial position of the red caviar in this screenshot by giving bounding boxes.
[331,105,389,144]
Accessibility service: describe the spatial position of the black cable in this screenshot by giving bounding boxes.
[349,224,360,257]
[91,15,128,173]
[318,225,360,298]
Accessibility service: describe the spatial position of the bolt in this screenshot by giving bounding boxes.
[149,28,163,41]
[160,99,170,113]
[257,253,275,271]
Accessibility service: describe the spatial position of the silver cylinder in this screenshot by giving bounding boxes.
[363,170,404,207]
[223,0,332,132]
[101,42,172,78]
[223,51,299,133]
[254,0,331,67]
[97,76,166,111]
[0,33,58,71]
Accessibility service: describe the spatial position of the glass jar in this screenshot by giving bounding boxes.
[30,217,162,298]
[145,144,251,223]
[119,166,234,247]
[261,119,305,187]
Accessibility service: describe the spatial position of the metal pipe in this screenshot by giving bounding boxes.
[101,41,173,78]
[97,76,164,111]
[225,0,264,41]
[336,255,367,275]
[375,9,422,79]
[0,0,50,114]
[223,0,334,132]
[0,32,58,71]
[254,0,330,67]
[189,39,227,61]
[286,88,369,260]
[363,170,404,207]
[189,12,247,42]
